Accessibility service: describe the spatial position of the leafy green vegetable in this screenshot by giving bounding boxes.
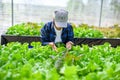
[73,25,104,38]
[0,42,120,80]
[6,22,43,36]
[6,22,104,38]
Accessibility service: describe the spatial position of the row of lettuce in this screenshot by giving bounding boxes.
[5,22,104,38]
[0,42,120,80]
[5,22,120,38]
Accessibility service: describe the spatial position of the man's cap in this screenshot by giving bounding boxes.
[54,9,68,28]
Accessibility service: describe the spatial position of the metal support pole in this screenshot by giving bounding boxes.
[99,0,103,27]
[11,0,14,26]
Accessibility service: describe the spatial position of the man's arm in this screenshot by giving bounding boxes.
[41,23,57,51]
[65,24,74,50]
[67,24,74,43]
[41,24,51,45]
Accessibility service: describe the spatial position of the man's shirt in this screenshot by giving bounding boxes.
[54,26,62,43]
[40,21,74,45]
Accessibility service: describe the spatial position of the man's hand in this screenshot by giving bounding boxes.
[66,41,73,50]
[49,42,58,52]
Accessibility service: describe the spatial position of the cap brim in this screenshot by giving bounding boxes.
[55,21,67,28]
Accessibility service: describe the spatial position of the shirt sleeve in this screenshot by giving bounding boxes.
[67,24,74,43]
[40,23,51,45]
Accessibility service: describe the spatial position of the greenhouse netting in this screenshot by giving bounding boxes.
[0,0,120,28]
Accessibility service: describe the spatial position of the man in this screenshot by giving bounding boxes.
[41,9,74,51]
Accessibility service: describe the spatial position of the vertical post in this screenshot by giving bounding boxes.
[11,0,14,26]
[99,0,103,27]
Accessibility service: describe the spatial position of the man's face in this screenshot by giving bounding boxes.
[54,22,62,30]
